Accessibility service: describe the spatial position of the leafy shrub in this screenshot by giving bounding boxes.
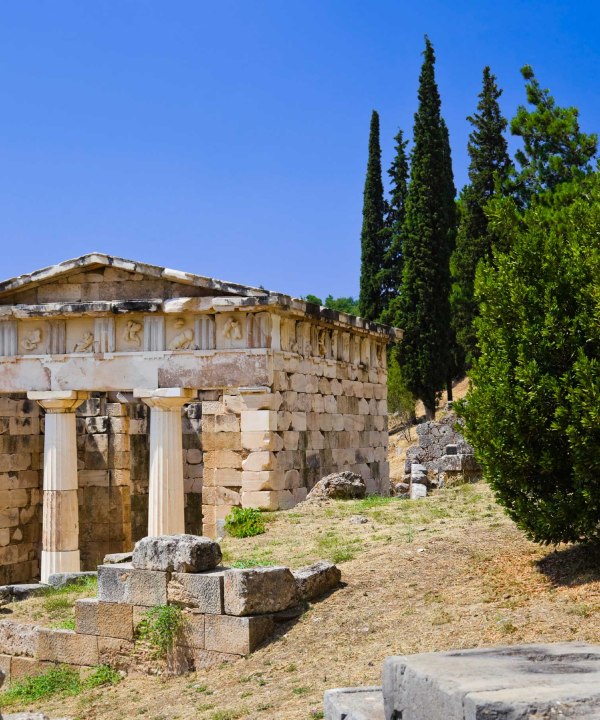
[460,174,600,544]
[136,605,184,656]
[224,506,265,538]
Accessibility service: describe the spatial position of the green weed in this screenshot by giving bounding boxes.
[224,507,266,538]
[136,605,184,657]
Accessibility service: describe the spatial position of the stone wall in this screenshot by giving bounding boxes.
[0,395,41,584]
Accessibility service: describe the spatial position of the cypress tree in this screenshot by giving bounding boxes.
[450,67,510,367]
[394,37,456,419]
[358,110,386,321]
[378,129,409,322]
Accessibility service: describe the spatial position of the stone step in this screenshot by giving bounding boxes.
[323,686,384,720]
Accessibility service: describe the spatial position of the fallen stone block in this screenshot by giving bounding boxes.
[293,561,341,601]
[324,686,384,720]
[46,571,97,588]
[223,567,298,616]
[8,584,47,601]
[167,570,225,614]
[132,535,222,573]
[409,483,427,500]
[97,564,168,607]
[306,471,366,502]
[382,642,600,720]
[204,614,274,655]
[36,628,99,666]
[0,621,39,657]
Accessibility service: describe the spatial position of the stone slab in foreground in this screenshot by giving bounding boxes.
[324,687,384,720]
[382,642,600,720]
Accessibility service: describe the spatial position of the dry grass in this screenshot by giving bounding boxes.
[6,482,600,720]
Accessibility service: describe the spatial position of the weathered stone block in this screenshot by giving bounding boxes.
[75,598,99,636]
[293,561,341,601]
[241,431,284,452]
[0,620,39,657]
[97,564,168,606]
[178,611,205,649]
[132,535,222,573]
[9,656,55,682]
[224,567,298,616]
[98,636,134,669]
[167,570,224,613]
[204,614,274,655]
[36,628,98,666]
[323,686,384,720]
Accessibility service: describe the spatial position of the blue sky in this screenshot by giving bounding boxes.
[0,1,598,299]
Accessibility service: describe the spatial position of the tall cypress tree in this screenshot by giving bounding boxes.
[450,66,510,367]
[394,37,456,419]
[358,110,386,321]
[378,129,409,322]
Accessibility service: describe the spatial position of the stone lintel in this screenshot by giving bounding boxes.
[133,387,195,399]
[28,390,89,412]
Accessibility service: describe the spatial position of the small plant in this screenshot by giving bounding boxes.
[224,507,266,538]
[136,605,184,657]
[85,664,121,688]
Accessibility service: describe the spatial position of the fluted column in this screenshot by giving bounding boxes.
[28,391,88,583]
[134,388,194,536]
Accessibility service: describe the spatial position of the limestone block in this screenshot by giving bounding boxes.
[98,636,134,669]
[293,487,308,504]
[203,468,241,488]
[79,470,109,488]
[75,598,99,635]
[241,431,283,452]
[284,469,301,489]
[295,393,311,412]
[97,564,168,606]
[178,611,205,649]
[167,570,225,613]
[289,374,307,392]
[203,450,241,469]
[240,411,277,432]
[187,448,203,465]
[10,656,55,682]
[111,469,131,486]
[204,614,275,655]
[36,628,99,666]
[309,431,325,450]
[293,561,341,601]
[242,452,277,472]
[203,432,241,452]
[228,392,282,412]
[214,414,240,433]
[241,491,279,511]
[133,535,222,573]
[0,489,28,509]
[290,412,307,431]
[330,379,342,395]
[0,620,39,657]
[9,417,40,436]
[241,470,286,492]
[84,416,109,434]
[203,487,240,506]
[276,410,292,431]
[106,402,127,417]
[283,431,299,450]
[224,567,298,616]
[319,414,333,432]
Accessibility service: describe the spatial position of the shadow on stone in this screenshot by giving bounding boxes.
[536,543,600,587]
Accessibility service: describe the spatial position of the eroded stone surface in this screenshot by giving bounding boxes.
[224,567,298,616]
[324,687,384,720]
[132,535,222,573]
[306,472,366,502]
[293,561,341,601]
[167,570,225,613]
[382,642,600,720]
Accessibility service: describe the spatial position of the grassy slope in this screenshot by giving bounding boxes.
[5,483,600,720]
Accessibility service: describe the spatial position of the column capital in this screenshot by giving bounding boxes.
[134,387,195,411]
[28,390,89,413]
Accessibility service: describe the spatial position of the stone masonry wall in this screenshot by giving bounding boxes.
[0,395,41,584]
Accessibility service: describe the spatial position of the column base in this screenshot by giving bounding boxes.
[41,550,80,584]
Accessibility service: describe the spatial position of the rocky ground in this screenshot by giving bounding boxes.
[3,479,600,720]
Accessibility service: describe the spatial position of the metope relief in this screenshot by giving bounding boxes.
[21,328,43,352]
[168,319,194,351]
[73,332,95,353]
[122,320,142,348]
[223,318,242,340]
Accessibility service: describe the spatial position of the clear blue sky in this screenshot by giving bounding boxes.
[0,1,598,299]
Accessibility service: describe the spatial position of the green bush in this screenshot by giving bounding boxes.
[224,506,266,538]
[136,605,184,657]
[460,174,600,544]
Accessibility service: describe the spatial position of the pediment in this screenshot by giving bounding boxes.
[0,253,268,306]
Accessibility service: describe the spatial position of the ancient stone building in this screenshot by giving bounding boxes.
[0,254,400,584]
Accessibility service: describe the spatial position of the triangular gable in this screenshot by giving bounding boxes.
[0,253,270,305]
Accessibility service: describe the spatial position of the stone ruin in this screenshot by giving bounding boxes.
[398,411,481,497]
[0,534,341,684]
[0,253,400,588]
[325,641,600,719]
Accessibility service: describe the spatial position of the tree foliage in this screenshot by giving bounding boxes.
[509,65,597,207]
[359,110,386,321]
[460,174,600,544]
[394,37,456,418]
[450,67,510,367]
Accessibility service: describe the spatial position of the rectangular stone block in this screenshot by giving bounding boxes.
[224,567,298,616]
[241,451,277,472]
[0,620,39,657]
[240,411,278,432]
[75,598,99,635]
[241,490,279,511]
[203,468,241,488]
[214,414,240,433]
[241,470,286,491]
[241,431,283,452]
[10,656,55,682]
[178,611,205,649]
[167,570,224,613]
[97,564,168,606]
[98,636,135,670]
[36,628,99,666]
[204,614,274,655]
[203,450,241,469]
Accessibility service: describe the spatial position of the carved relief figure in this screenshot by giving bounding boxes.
[318,329,327,357]
[122,320,142,347]
[21,328,43,351]
[223,318,243,340]
[169,328,194,350]
[74,332,95,353]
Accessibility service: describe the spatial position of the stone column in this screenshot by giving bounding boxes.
[134,388,194,536]
[28,390,89,584]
